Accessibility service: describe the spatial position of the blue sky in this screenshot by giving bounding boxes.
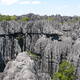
[0,0,80,16]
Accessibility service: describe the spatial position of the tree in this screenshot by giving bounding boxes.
[52,61,76,80]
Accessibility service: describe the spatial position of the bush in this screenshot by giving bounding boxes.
[20,17,30,21]
[52,60,76,80]
[10,15,17,20]
[0,15,17,21]
[0,15,30,21]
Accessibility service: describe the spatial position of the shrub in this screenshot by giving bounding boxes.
[52,60,76,80]
[0,15,17,21]
[0,15,30,21]
[10,15,17,20]
[20,17,30,21]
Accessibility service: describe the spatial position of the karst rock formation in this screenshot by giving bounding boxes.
[0,14,80,80]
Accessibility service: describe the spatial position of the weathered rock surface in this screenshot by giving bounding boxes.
[2,52,37,80]
[0,14,80,80]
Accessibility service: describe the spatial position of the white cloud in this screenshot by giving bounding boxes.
[0,0,18,5]
[19,1,41,5]
[19,1,31,4]
[0,0,41,5]
[32,1,41,4]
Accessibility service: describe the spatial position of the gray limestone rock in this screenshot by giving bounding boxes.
[0,15,80,80]
[2,52,37,80]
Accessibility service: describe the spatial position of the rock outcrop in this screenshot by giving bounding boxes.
[1,52,51,80]
[2,52,37,80]
[0,14,80,80]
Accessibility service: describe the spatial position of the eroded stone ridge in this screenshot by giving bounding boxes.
[0,15,80,80]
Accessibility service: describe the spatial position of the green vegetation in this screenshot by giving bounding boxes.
[0,15,30,21]
[27,50,39,58]
[47,17,56,21]
[20,17,30,21]
[10,15,17,20]
[52,60,76,80]
[0,15,17,21]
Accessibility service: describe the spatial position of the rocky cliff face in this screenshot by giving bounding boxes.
[0,15,80,80]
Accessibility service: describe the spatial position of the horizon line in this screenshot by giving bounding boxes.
[0,13,80,17]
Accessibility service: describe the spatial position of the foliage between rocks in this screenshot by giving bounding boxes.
[52,60,76,80]
[27,50,40,58]
[20,17,30,21]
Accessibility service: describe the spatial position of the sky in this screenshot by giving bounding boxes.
[0,0,80,16]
